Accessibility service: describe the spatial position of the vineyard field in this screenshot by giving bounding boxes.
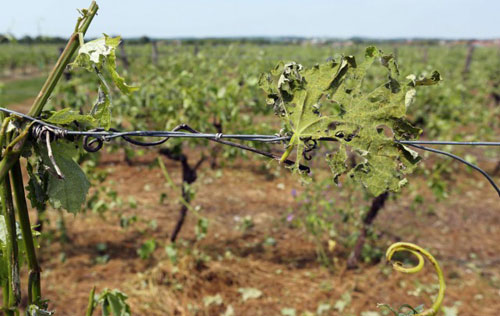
[1,31,499,316]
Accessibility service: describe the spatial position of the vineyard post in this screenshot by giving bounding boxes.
[194,42,199,56]
[119,40,130,70]
[463,42,475,77]
[210,118,223,168]
[422,46,428,63]
[151,40,159,65]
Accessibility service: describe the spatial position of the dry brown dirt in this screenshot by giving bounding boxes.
[25,150,498,316]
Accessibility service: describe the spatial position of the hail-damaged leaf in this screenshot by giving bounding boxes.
[71,34,137,129]
[260,46,441,196]
[414,71,442,86]
[40,141,90,214]
[73,34,137,94]
[25,161,48,212]
[327,144,347,184]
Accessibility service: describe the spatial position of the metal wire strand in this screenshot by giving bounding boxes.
[0,107,289,144]
[404,143,500,197]
[397,140,500,146]
[0,106,498,196]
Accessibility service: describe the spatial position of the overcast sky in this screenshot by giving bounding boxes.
[1,0,499,39]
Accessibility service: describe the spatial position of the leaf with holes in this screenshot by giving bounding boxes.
[260,46,440,195]
[71,34,137,129]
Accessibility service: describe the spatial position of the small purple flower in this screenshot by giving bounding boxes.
[286,214,294,222]
[291,189,297,198]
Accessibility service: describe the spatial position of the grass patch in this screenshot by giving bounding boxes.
[0,76,46,106]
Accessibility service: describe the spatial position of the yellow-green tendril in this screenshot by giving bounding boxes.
[385,242,445,316]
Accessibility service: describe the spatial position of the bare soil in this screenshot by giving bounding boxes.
[28,150,499,316]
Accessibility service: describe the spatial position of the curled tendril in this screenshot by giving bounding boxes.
[381,242,446,316]
[301,137,318,161]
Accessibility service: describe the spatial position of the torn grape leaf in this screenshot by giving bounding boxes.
[259,46,440,196]
[39,141,90,214]
[71,34,137,129]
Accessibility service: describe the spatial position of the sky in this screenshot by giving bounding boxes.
[1,0,499,39]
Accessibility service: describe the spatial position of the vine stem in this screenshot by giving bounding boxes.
[1,176,20,315]
[2,286,11,316]
[384,242,446,316]
[0,1,99,182]
[10,161,42,306]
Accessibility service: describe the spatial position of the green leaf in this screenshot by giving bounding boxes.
[45,108,96,126]
[40,141,90,214]
[137,239,156,260]
[260,46,440,195]
[98,289,131,316]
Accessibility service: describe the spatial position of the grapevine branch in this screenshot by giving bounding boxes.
[0,106,498,196]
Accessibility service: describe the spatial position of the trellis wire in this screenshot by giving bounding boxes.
[0,107,287,143]
[400,143,500,197]
[0,106,498,196]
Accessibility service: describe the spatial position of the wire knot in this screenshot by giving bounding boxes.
[32,125,66,179]
[32,124,67,142]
